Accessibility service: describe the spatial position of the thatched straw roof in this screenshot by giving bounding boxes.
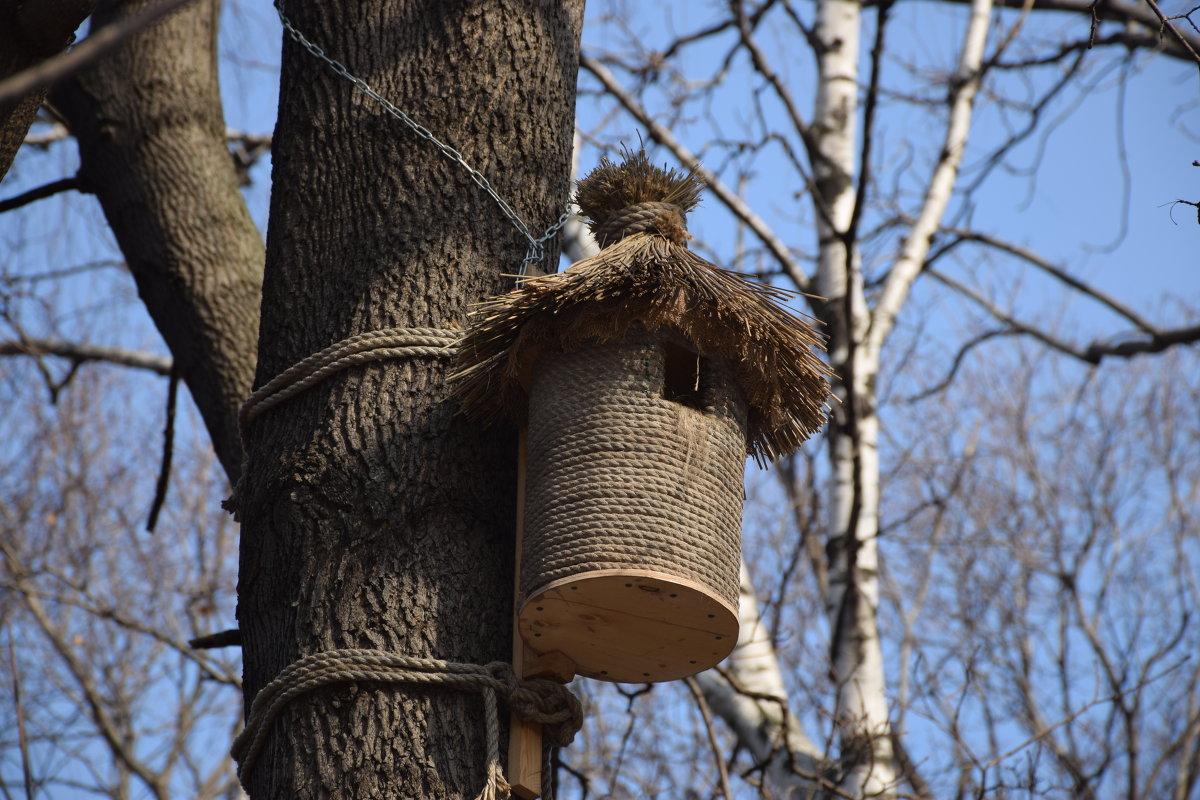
[453,151,831,463]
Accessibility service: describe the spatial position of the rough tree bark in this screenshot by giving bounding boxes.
[53,0,263,482]
[235,2,582,797]
[0,0,94,179]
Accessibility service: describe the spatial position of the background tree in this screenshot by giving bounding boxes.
[1,1,1197,799]
[570,2,1198,797]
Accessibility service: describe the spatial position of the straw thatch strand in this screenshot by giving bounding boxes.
[453,231,831,463]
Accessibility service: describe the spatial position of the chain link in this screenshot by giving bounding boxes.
[275,4,572,279]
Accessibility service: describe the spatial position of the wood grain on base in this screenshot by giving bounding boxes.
[519,570,739,683]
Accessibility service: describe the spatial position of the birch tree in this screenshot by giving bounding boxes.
[575,1,1199,797]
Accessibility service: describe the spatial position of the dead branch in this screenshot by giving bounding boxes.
[0,175,84,214]
[0,337,173,375]
[579,53,813,294]
[685,676,735,800]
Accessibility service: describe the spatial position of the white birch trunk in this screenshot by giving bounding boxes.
[811,0,898,795]
[812,0,993,793]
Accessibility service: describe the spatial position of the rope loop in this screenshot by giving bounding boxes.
[224,327,461,516]
[239,327,461,437]
[595,201,689,248]
[232,649,582,799]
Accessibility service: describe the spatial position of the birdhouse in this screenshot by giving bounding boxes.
[454,150,829,684]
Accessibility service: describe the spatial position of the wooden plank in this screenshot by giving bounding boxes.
[508,429,542,800]
[519,571,738,683]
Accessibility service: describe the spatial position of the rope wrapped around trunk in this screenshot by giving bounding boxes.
[232,649,582,800]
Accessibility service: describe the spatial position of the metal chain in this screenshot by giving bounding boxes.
[275,4,572,278]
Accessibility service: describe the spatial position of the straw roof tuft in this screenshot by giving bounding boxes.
[453,151,831,464]
[575,149,702,247]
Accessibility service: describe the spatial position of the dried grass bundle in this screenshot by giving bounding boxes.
[453,150,831,463]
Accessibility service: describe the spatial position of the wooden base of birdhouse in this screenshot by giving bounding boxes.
[518,569,738,683]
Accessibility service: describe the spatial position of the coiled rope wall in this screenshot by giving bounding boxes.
[523,332,747,609]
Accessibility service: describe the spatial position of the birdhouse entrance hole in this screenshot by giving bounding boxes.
[662,341,702,410]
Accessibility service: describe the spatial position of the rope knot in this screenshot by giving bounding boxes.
[488,662,583,748]
[595,201,690,248]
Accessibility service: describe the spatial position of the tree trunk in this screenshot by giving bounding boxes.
[0,0,94,180]
[235,2,582,797]
[54,0,263,482]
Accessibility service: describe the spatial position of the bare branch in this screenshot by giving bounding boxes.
[580,53,812,293]
[0,175,84,214]
[898,327,1020,402]
[189,629,242,650]
[5,563,170,800]
[1082,323,1200,361]
[694,565,828,797]
[6,625,35,800]
[684,677,735,800]
[982,660,1190,772]
[866,0,994,361]
[1142,0,1200,67]
[927,266,1200,363]
[0,337,173,375]
[925,267,1095,360]
[939,227,1162,332]
[146,368,180,533]
[907,0,1200,63]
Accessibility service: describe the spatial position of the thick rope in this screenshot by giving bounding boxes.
[226,328,462,513]
[232,649,582,799]
[594,201,687,248]
[239,327,461,437]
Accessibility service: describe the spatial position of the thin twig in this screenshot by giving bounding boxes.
[0,338,173,375]
[686,676,735,800]
[1143,0,1200,67]
[981,660,1189,771]
[146,367,180,533]
[7,624,34,800]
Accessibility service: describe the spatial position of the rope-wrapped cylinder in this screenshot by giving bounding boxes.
[518,329,746,682]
